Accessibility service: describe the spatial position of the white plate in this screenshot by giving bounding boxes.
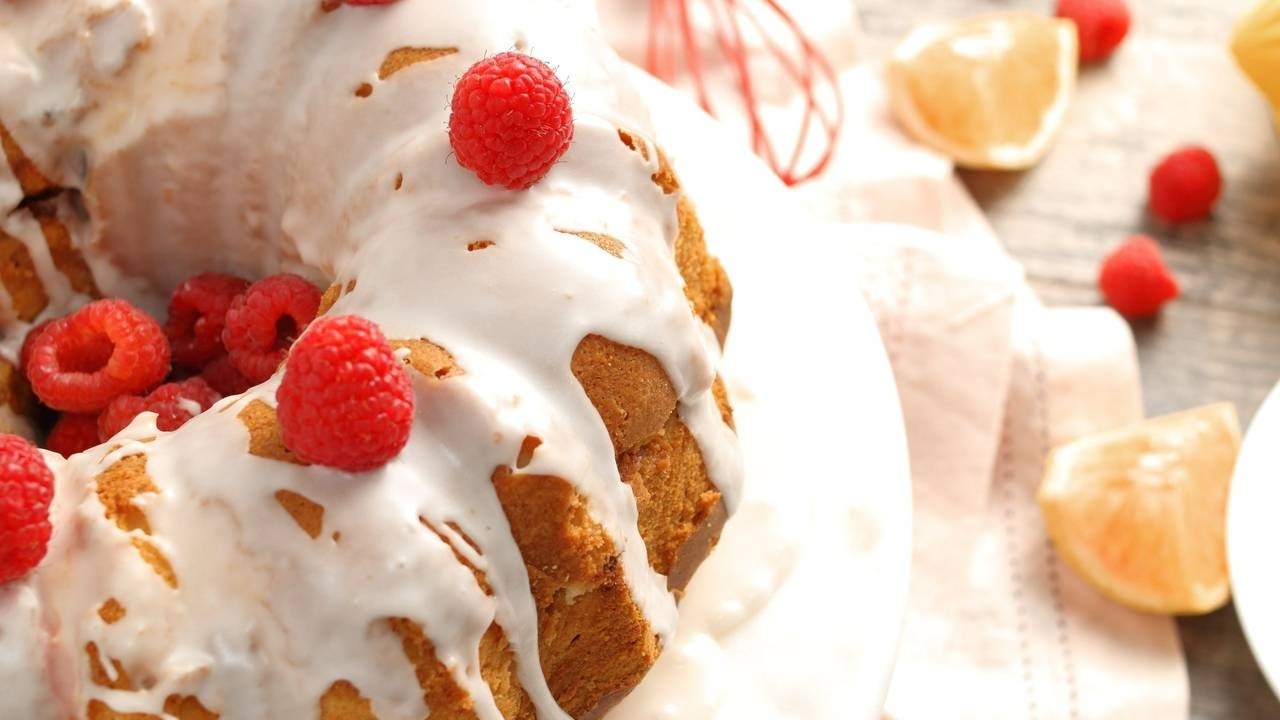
[1229,382,1280,699]
[608,71,914,719]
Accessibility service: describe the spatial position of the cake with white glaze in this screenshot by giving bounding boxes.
[0,0,742,717]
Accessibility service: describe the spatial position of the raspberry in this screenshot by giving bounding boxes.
[97,395,146,441]
[449,52,574,190]
[1099,235,1180,317]
[0,434,54,583]
[98,378,221,440]
[277,315,414,472]
[1056,0,1131,62]
[200,354,256,396]
[18,319,54,372]
[1149,146,1222,224]
[26,299,171,413]
[165,272,250,368]
[45,413,101,457]
[222,274,321,384]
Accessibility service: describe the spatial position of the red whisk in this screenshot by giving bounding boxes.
[645,0,845,186]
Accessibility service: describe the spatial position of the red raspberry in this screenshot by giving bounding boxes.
[45,413,101,457]
[26,299,170,413]
[200,354,256,396]
[165,272,250,368]
[18,319,54,372]
[1098,235,1180,317]
[98,377,222,440]
[1056,0,1131,63]
[277,315,414,472]
[222,274,321,384]
[1149,146,1222,224]
[449,52,574,190]
[0,434,54,583]
[97,395,146,440]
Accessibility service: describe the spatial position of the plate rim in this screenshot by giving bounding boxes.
[1228,381,1280,699]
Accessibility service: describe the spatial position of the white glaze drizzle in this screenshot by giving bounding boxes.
[0,0,742,717]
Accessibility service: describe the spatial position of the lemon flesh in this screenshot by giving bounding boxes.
[887,13,1077,170]
[1232,0,1280,121]
[1039,403,1240,616]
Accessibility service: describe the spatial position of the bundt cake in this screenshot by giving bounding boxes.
[0,0,741,717]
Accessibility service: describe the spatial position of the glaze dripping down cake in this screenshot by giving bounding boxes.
[0,0,742,717]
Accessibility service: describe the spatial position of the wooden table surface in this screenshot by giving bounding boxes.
[856,0,1280,717]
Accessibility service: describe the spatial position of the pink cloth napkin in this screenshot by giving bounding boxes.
[598,3,1190,718]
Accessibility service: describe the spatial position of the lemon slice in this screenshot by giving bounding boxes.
[887,13,1077,170]
[1232,0,1280,121]
[1038,403,1241,615]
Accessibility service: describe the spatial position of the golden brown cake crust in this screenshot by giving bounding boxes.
[389,338,461,379]
[389,618,479,720]
[86,641,132,691]
[379,47,459,80]
[163,695,219,720]
[554,229,626,258]
[96,455,158,535]
[0,118,102,321]
[32,200,100,298]
[318,282,343,315]
[274,489,325,539]
[0,228,49,321]
[0,357,35,419]
[674,197,733,347]
[570,335,678,454]
[616,415,727,591]
[98,598,127,625]
[319,681,378,720]
[478,623,538,719]
[394,513,534,719]
[538,139,736,714]
[0,121,56,197]
[492,466,659,717]
[238,400,308,465]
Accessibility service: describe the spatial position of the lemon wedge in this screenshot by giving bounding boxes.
[1039,403,1240,615]
[887,12,1077,170]
[1232,0,1280,121]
